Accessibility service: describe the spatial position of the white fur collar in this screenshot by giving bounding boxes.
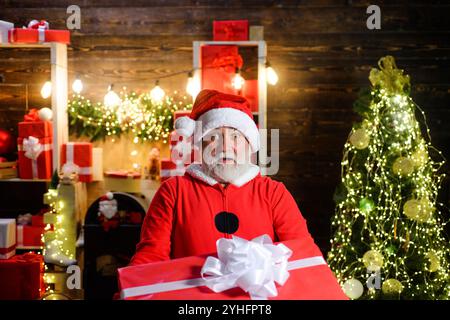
[185,163,260,187]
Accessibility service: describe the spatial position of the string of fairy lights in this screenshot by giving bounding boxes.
[327,56,449,300]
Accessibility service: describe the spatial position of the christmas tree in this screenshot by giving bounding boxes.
[328,56,450,300]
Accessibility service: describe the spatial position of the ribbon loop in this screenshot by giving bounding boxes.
[200,234,293,300]
[23,136,43,160]
[369,55,410,94]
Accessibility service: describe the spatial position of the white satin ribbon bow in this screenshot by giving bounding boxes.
[23,136,43,160]
[201,234,292,300]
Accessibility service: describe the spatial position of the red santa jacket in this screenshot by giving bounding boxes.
[129,164,319,266]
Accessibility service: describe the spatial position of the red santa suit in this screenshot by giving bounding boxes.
[129,90,320,266]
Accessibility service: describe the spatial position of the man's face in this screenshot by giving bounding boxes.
[201,127,252,183]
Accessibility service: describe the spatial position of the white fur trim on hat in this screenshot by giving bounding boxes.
[194,108,260,153]
[174,116,196,137]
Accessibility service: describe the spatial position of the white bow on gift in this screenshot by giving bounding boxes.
[201,234,292,300]
[27,20,49,42]
[23,136,43,160]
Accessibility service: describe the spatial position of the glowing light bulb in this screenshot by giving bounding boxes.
[266,62,279,85]
[150,80,165,104]
[186,72,200,99]
[104,84,121,109]
[41,80,52,99]
[72,77,83,94]
[232,68,245,90]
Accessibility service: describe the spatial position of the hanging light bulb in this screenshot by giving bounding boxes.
[72,76,83,94]
[232,67,245,90]
[41,79,52,99]
[186,71,200,99]
[150,80,165,104]
[265,61,279,85]
[103,84,121,109]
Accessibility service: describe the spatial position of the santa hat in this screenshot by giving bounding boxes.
[174,89,260,152]
[99,192,116,204]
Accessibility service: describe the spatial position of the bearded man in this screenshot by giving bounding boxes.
[129,89,319,265]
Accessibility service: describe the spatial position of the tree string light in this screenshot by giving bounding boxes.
[328,56,450,300]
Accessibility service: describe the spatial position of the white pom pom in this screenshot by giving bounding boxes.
[38,107,53,121]
[174,116,195,137]
[106,192,114,200]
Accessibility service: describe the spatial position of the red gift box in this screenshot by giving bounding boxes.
[160,158,186,182]
[213,20,249,41]
[8,21,70,44]
[18,109,53,138]
[173,110,191,122]
[31,215,45,227]
[16,225,44,249]
[201,45,241,94]
[0,252,45,300]
[61,142,93,182]
[118,236,348,300]
[0,219,16,260]
[242,79,259,112]
[17,136,53,180]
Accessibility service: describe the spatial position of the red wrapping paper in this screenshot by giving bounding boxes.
[213,20,249,41]
[61,142,93,182]
[8,28,70,44]
[17,136,53,180]
[0,252,44,300]
[118,238,348,300]
[16,225,44,248]
[18,120,52,139]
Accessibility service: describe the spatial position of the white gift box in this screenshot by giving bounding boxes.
[0,20,14,44]
[0,219,16,259]
[92,147,103,181]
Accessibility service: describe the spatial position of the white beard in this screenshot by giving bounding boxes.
[203,151,252,184]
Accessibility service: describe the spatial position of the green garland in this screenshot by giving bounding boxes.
[68,91,192,143]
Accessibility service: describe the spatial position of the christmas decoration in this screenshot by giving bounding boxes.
[342,278,364,300]
[8,20,70,44]
[328,56,450,299]
[97,192,120,232]
[60,142,93,183]
[38,107,53,121]
[0,128,16,155]
[68,91,192,143]
[0,219,16,259]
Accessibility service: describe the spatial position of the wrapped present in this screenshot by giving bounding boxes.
[16,225,44,249]
[201,45,241,94]
[0,20,14,43]
[213,20,249,41]
[104,170,142,194]
[0,252,45,300]
[18,109,53,138]
[160,158,186,182]
[60,142,93,182]
[0,219,16,260]
[118,235,347,300]
[17,136,53,179]
[173,110,191,121]
[8,20,70,44]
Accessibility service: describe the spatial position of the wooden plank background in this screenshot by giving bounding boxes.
[1,0,449,252]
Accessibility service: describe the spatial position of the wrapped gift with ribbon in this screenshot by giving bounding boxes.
[213,20,249,41]
[0,219,16,260]
[17,135,53,179]
[0,20,14,43]
[118,235,348,300]
[16,214,45,249]
[18,108,53,139]
[8,19,70,44]
[0,252,45,300]
[61,142,93,183]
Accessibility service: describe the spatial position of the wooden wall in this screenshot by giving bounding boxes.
[1,0,449,252]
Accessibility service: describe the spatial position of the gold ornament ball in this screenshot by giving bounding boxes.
[426,251,440,272]
[411,148,428,168]
[349,128,370,150]
[382,279,403,295]
[392,157,414,176]
[403,199,433,222]
[362,250,384,272]
[342,278,364,300]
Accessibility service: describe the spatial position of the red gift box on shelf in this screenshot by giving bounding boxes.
[18,109,53,139]
[201,45,241,94]
[16,225,44,249]
[0,219,16,260]
[0,252,45,300]
[61,142,93,182]
[213,20,249,41]
[8,20,70,44]
[17,136,53,180]
[173,110,191,121]
[118,235,348,300]
[160,158,186,182]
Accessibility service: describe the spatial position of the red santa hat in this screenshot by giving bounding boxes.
[174,89,260,152]
[99,192,115,203]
